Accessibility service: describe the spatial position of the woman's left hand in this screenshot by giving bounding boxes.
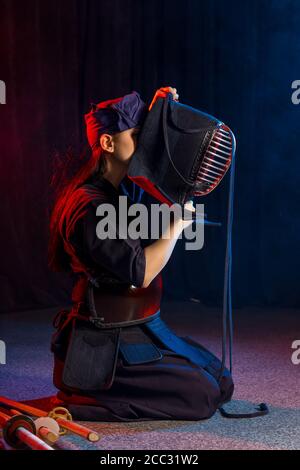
[149,86,179,111]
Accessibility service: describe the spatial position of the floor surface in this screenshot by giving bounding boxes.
[0,302,299,450]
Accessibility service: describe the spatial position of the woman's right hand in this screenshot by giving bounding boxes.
[173,200,196,229]
[181,200,196,228]
[149,86,179,111]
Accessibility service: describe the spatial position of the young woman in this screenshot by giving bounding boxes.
[49,86,234,421]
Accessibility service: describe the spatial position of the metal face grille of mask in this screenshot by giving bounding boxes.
[194,124,234,196]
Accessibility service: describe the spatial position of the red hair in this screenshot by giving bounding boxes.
[48,144,105,272]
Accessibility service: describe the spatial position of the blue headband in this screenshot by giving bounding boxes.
[85,90,148,149]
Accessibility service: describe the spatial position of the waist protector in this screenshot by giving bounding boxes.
[52,275,163,393]
[87,274,162,329]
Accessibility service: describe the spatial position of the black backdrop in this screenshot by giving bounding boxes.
[1,0,300,313]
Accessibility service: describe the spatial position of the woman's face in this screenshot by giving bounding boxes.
[111,127,141,163]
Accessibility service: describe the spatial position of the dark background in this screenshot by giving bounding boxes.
[0,0,299,313]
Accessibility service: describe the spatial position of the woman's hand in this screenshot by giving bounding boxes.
[172,199,196,229]
[149,86,179,111]
[179,200,196,228]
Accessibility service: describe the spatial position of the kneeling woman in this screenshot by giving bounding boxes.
[48,86,233,421]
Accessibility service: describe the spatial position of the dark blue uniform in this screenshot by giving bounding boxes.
[51,174,234,421]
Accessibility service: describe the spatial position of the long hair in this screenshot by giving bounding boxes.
[48,143,106,272]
